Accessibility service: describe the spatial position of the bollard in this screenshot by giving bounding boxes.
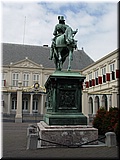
[27,127,36,137]
[27,133,39,150]
[105,132,116,147]
[27,126,38,150]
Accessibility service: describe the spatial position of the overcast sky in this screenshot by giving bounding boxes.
[1,0,118,61]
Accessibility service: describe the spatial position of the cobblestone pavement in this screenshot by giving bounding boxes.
[1,122,119,159]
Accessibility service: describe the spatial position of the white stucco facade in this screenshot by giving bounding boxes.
[82,49,119,123]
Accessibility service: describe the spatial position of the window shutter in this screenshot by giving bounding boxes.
[85,81,89,88]
[98,76,102,84]
[92,79,95,86]
[116,69,119,78]
[4,80,6,86]
[106,73,110,81]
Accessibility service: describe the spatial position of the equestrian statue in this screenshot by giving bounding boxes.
[49,16,78,71]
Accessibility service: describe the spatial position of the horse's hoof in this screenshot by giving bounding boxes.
[67,68,71,71]
[49,58,52,60]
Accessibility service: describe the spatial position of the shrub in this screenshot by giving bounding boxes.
[93,107,119,135]
[92,107,107,135]
[114,121,120,145]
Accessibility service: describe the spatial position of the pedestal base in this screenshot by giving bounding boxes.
[44,113,87,125]
[37,121,98,148]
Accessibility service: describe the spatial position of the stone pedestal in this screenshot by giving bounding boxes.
[44,71,87,125]
[37,121,98,148]
[38,71,98,148]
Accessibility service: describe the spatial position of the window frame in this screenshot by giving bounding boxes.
[109,63,115,80]
[11,97,17,110]
[23,73,29,87]
[33,73,40,84]
[32,98,38,112]
[22,98,28,111]
[101,67,106,83]
[12,73,19,87]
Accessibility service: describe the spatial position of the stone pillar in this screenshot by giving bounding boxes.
[30,93,33,114]
[92,96,96,114]
[99,95,102,108]
[7,93,11,114]
[15,81,22,123]
[40,94,44,115]
[107,95,111,111]
[111,86,117,107]
[82,89,88,116]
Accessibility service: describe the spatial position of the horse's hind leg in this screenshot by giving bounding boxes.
[58,52,62,61]
[57,48,62,61]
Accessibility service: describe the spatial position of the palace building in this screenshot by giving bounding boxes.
[81,49,119,124]
[1,43,119,123]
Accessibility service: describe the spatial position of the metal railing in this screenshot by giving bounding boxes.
[38,135,106,148]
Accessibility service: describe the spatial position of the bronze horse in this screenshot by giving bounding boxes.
[52,27,78,71]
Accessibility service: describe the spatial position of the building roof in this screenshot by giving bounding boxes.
[2,43,94,70]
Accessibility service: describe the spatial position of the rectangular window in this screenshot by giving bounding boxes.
[95,70,98,78]
[33,100,38,112]
[89,73,92,87]
[110,63,115,80]
[95,70,98,85]
[23,73,29,86]
[11,98,17,110]
[33,74,39,84]
[102,67,106,83]
[22,99,28,110]
[2,73,6,87]
[12,73,19,86]
[89,73,92,80]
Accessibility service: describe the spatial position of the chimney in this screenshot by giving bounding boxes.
[43,45,48,47]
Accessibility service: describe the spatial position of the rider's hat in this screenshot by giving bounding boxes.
[58,16,65,21]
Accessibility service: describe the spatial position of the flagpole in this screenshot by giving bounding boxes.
[23,16,26,44]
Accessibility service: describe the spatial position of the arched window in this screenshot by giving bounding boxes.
[102,95,107,110]
[22,98,28,111]
[95,96,99,112]
[89,97,93,114]
[11,97,17,110]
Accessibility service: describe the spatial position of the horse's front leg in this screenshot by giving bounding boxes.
[67,50,73,71]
